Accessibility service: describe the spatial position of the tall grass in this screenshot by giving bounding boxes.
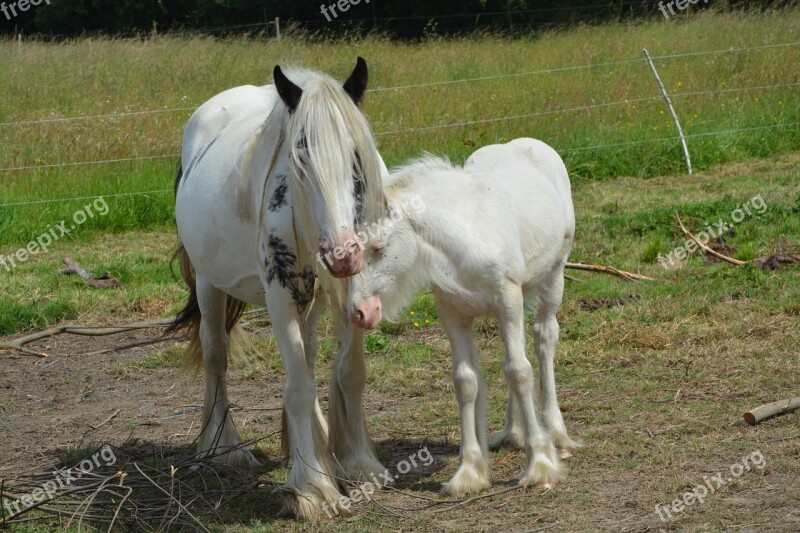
[0,9,798,247]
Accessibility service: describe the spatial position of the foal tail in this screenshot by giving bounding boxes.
[166,160,247,370]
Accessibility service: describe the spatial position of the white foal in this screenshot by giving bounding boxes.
[348,138,579,496]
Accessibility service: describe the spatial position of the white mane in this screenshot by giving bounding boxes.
[385,153,456,193]
[285,69,387,259]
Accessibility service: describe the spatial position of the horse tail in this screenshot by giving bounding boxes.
[167,159,247,371]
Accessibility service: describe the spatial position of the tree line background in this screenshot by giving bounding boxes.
[0,0,791,38]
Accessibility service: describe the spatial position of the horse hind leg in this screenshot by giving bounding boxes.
[534,269,580,458]
[194,278,259,468]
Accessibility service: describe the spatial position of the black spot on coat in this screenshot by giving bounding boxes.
[268,174,288,212]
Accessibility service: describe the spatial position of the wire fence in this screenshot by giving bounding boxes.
[3,41,797,129]
[0,40,798,208]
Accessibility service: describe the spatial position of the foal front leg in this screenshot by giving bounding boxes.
[497,281,564,489]
[328,305,387,483]
[438,299,490,497]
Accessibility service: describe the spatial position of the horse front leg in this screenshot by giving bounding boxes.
[195,278,258,468]
[266,288,341,519]
[328,305,387,484]
[281,294,329,459]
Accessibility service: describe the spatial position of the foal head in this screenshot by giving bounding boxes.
[273,58,386,278]
[347,208,421,330]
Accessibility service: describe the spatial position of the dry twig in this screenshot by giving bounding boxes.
[674,213,746,265]
[565,262,659,282]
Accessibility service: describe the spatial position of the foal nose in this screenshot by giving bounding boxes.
[349,296,382,330]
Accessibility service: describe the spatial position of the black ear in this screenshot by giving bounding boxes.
[343,57,368,106]
[274,65,302,113]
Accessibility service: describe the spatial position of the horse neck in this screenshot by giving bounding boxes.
[391,185,466,298]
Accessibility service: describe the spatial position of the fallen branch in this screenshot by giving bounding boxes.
[675,213,746,265]
[754,255,800,270]
[90,409,120,430]
[565,262,659,282]
[743,397,800,426]
[0,318,176,357]
[60,257,120,289]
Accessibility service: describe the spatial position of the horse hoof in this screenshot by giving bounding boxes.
[534,480,556,491]
[558,448,574,459]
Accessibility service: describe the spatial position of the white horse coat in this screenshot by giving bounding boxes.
[170,60,390,520]
[349,138,578,496]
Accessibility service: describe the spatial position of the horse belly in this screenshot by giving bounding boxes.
[176,163,267,306]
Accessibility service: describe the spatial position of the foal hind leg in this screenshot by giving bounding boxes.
[497,281,563,489]
[328,308,387,484]
[196,278,258,468]
[438,299,490,497]
[535,270,580,458]
[489,394,525,451]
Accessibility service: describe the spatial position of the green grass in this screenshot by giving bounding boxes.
[2,153,798,531]
[1,12,799,529]
[1,9,800,247]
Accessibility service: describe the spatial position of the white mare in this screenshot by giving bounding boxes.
[348,138,580,496]
[168,59,390,519]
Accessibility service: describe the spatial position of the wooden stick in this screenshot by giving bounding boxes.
[60,257,120,289]
[744,397,800,425]
[565,262,659,282]
[90,409,120,430]
[675,213,747,265]
[0,318,176,357]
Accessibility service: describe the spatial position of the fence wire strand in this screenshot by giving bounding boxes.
[1,41,797,128]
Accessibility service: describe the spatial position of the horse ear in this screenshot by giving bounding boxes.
[343,57,368,106]
[274,65,302,113]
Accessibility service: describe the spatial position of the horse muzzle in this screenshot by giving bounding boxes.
[319,234,364,278]
[349,296,382,330]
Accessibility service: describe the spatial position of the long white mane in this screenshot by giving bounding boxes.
[286,69,387,259]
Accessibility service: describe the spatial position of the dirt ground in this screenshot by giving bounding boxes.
[1,315,798,532]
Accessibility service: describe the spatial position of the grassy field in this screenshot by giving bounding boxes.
[1,9,799,247]
[1,7,799,532]
[1,153,798,531]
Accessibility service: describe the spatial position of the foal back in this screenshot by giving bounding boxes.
[463,138,574,286]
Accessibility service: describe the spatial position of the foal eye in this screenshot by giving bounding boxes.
[371,241,387,257]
